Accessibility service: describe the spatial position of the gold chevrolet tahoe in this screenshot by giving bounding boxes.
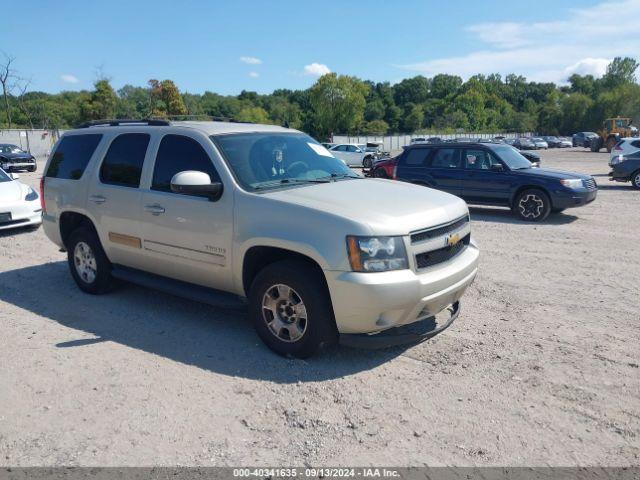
[41,120,478,358]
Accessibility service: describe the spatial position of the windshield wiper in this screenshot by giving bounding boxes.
[253,178,331,190]
[319,173,363,181]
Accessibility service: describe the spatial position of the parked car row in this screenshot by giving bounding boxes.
[505,136,573,150]
[410,136,572,150]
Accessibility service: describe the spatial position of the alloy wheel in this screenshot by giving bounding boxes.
[518,194,544,219]
[73,241,97,284]
[262,284,308,343]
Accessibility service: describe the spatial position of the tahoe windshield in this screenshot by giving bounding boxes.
[213,132,357,191]
[497,146,532,170]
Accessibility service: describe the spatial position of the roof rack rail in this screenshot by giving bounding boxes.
[75,119,171,128]
[151,115,254,124]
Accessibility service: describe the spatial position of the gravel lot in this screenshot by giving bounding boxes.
[0,148,638,467]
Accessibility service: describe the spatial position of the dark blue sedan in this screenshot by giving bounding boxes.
[394,142,597,221]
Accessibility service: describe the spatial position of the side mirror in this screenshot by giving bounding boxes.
[170,170,223,201]
[9,173,19,180]
[490,164,504,172]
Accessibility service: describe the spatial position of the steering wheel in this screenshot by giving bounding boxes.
[287,161,309,177]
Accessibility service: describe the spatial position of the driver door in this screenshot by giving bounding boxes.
[139,133,234,291]
[460,148,512,205]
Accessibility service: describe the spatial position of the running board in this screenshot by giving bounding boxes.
[111,265,246,309]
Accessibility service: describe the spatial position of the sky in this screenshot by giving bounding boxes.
[2,0,639,95]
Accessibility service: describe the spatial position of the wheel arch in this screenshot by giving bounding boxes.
[59,211,98,250]
[242,245,330,298]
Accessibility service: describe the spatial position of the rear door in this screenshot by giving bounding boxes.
[86,132,150,269]
[422,147,463,196]
[344,145,363,166]
[394,146,431,185]
[460,148,511,205]
[330,145,349,163]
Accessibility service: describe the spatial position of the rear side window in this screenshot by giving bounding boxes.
[46,134,102,179]
[631,140,640,148]
[152,135,219,194]
[430,148,460,168]
[401,148,430,166]
[100,134,150,188]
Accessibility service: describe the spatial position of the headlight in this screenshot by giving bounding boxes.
[560,179,583,189]
[611,155,624,165]
[25,186,39,201]
[346,236,408,272]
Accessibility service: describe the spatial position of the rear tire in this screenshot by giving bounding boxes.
[67,227,116,294]
[513,189,551,222]
[631,170,640,190]
[590,138,603,152]
[248,260,337,358]
[605,137,617,153]
[28,165,36,173]
[363,156,373,169]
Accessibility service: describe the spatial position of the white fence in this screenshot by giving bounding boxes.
[332,132,535,152]
[0,129,63,159]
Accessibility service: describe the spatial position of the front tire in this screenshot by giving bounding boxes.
[632,170,640,190]
[248,260,337,358]
[373,167,388,178]
[67,227,116,294]
[28,165,36,173]
[513,189,551,222]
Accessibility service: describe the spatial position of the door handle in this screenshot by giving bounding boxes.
[144,204,165,215]
[89,194,106,204]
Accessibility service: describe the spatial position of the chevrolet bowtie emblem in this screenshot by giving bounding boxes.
[446,233,461,247]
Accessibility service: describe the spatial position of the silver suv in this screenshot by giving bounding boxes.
[41,119,479,357]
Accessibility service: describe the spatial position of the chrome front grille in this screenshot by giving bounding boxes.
[583,178,597,190]
[410,215,469,244]
[415,234,471,269]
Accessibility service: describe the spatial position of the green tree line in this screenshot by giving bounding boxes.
[1,56,638,139]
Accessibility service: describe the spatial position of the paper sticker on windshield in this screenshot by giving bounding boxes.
[308,142,333,157]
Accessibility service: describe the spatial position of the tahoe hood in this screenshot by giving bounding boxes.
[264,178,468,235]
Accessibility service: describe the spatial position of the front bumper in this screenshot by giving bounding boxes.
[1,160,36,171]
[340,301,460,348]
[0,200,42,230]
[552,188,597,209]
[609,170,630,182]
[325,242,478,334]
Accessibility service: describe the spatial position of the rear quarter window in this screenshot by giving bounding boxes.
[46,134,103,180]
[631,140,640,149]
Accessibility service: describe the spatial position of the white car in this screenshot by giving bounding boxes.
[329,143,376,168]
[530,137,549,149]
[558,137,573,148]
[610,137,640,163]
[0,169,42,230]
